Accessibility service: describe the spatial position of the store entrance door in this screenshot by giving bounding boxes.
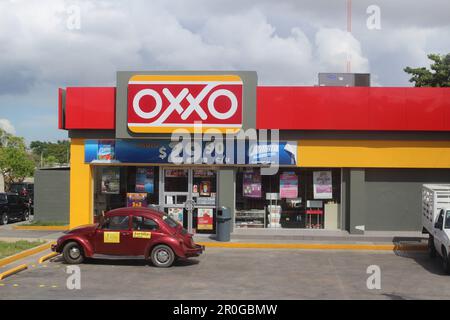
[160,168,217,234]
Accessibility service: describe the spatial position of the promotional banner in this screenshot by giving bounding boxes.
[280,172,298,199]
[135,167,154,193]
[85,139,297,165]
[313,171,333,199]
[197,208,213,230]
[243,168,262,198]
[101,167,120,194]
[126,193,147,208]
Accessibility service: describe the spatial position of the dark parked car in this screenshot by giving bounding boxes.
[0,192,31,225]
[9,182,34,214]
[52,207,204,267]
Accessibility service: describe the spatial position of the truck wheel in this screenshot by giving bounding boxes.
[0,213,8,225]
[428,236,436,258]
[62,242,84,264]
[22,209,30,222]
[442,248,450,275]
[150,245,175,268]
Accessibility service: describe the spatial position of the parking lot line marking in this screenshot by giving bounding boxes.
[0,264,28,280]
[0,283,4,286]
[38,252,59,264]
[39,284,46,288]
[12,284,19,287]
[51,285,58,288]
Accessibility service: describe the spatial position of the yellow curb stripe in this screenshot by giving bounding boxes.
[197,242,427,251]
[13,225,69,231]
[0,242,56,268]
[0,264,28,280]
[38,252,59,264]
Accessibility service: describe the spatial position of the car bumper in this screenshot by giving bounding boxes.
[51,243,60,253]
[184,244,205,257]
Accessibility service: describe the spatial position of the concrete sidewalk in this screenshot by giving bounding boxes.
[195,229,427,245]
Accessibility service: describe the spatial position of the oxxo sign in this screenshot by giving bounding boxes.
[127,75,243,133]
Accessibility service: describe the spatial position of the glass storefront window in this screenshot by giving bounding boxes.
[235,168,341,229]
[93,166,160,222]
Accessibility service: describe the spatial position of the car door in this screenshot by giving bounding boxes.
[93,214,133,256]
[7,195,19,219]
[434,209,445,256]
[131,216,162,256]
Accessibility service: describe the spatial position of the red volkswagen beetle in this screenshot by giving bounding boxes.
[52,207,204,267]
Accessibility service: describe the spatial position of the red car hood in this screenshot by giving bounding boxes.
[66,224,98,235]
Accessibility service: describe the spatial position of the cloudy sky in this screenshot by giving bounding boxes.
[0,0,449,143]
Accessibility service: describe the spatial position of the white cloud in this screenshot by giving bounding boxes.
[315,28,369,73]
[0,119,16,135]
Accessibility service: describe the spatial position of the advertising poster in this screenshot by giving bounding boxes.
[197,208,213,230]
[280,172,298,199]
[168,208,184,224]
[313,171,333,199]
[126,193,147,208]
[199,181,211,196]
[85,139,297,165]
[135,167,154,193]
[243,168,262,198]
[101,167,120,194]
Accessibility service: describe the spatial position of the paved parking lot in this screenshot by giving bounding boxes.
[0,248,449,300]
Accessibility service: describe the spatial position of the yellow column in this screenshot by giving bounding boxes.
[70,139,92,228]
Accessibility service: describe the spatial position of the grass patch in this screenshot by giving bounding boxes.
[23,220,68,226]
[0,240,45,260]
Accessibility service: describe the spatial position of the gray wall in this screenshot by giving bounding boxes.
[34,168,70,223]
[347,168,450,233]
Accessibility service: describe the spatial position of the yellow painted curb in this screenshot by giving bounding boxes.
[0,264,28,280]
[0,242,56,268]
[197,242,428,251]
[38,252,59,264]
[13,225,69,231]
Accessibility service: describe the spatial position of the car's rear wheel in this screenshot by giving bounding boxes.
[150,245,175,268]
[0,213,8,225]
[428,236,436,258]
[62,241,84,264]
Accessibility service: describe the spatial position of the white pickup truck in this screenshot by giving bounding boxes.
[422,184,450,274]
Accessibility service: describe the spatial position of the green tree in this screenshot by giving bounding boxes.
[30,140,70,167]
[404,53,450,87]
[0,129,35,189]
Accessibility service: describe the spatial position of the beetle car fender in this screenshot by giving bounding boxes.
[146,237,185,259]
[59,236,95,257]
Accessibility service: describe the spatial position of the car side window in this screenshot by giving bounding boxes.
[8,195,17,204]
[445,211,450,229]
[132,216,159,231]
[102,216,130,230]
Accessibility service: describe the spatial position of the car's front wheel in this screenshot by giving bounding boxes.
[150,245,175,268]
[0,213,8,225]
[428,236,436,258]
[62,241,84,264]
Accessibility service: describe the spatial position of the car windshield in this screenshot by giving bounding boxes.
[162,215,181,229]
[445,210,450,229]
[9,184,23,193]
[0,194,6,203]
